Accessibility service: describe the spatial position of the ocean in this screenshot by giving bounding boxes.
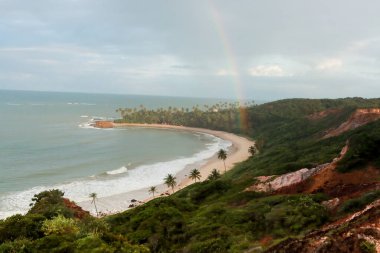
[0,90,232,219]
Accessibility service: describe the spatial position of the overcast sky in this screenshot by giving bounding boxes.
[0,0,379,100]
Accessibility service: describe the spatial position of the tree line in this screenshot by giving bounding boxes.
[115,101,256,134]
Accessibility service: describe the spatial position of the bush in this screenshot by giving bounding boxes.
[0,239,32,253]
[74,235,113,253]
[337,127,380,172]
[190,180,231,204]
[28,189,74,219]
[339,191,380,214]
[360,240,376,253]
[189,238,229,253]
[42,215,79,236]
[0,214,45,242]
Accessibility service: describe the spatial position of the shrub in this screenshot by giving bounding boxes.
[360,240,376,253]
[0,239,32,253]
[42,215,79,236]
[190,180,231,204]
[339,190,380,214]
[0,214,45,242]
[28,189,74,218]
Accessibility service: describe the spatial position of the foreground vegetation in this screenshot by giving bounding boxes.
[0,190,149,252]
[2,97,380,252]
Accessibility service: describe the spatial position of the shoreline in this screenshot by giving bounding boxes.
[78,122,255,215]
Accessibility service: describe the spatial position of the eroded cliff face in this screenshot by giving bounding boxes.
[245,145,348,193]
[245,165,329,193]
[266,200,380,253]
[246,142,380,252]
[246,144,379,199]
[323,108,380,138]
[94,121,114,128]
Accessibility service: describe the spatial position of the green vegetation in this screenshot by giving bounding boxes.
[116,101,255,134]
[89,192,99,217]
[164,174,177,193]
[217,149,228,173]
[338,190,380,214]
[107,186,327,252]
[2,97,380,252]
[248,145,256,156]
[0,190,149,252]
[189,168,201,182]
[336,121,380,172]
[208,169,221,181]
[360,240,376,253]
[148,186,158,198]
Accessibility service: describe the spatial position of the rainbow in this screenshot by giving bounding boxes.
[208,1,249,131]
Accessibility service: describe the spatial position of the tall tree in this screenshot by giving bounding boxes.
[89,192,99,217]
[208,169,221,181]
[217,149,227,173]
[164,174,177,193]
[248,145,256,157]
[148,186,157,198]
[189,168,201,182]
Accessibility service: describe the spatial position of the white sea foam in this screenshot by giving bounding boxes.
[0,134,231,219]
[106,166,128,175]
[67,102,96,106]
[80,115,89,118]
[78,122,95,129]
[6,103,22,106]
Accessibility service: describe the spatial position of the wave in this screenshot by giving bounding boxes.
[78,122,96,129]
[106,166,128,175]
[0,133,231,219]
[67,102,96,106]
[6,103,22,106]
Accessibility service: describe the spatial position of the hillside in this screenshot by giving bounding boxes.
[1,97,380,252]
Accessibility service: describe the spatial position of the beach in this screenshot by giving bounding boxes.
[78,123,255,215]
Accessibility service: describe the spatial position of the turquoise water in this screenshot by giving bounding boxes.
[0,90,231,218]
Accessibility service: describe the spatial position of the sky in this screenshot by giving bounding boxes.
[0,0,379,100]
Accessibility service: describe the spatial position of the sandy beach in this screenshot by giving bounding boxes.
[78,123,255,215]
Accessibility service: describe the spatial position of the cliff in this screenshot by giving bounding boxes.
[323,108,380,138]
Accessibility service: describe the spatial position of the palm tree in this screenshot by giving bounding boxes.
[217,149,227,173]
[248,145,256,157]
[164,174,177,193]
[189,168,201,182]
[148,186,157,197]
[89,192,99,217]
[208,169,221,181]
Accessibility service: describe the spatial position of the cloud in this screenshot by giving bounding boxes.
[249,65,290,77]
[0,1,380,99]
[316,58,343,71]
[216,69,238,76]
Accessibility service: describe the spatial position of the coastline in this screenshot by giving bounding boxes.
[78,122,255,215]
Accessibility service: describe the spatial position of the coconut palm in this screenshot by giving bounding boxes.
[89,192,99,217]
[189,168,201,182]
[248,145,256,157]
[148,186,157,197]
[217,149,227,173]
[164,174,177,193]
[208,169,221,181]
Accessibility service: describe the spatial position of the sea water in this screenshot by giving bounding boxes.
[0,90,231,219]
